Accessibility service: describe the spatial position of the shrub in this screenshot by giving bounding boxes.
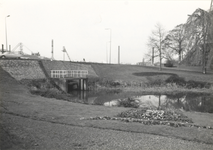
[21,79,55,90]
[165,75,186,86]
[165,75,212,89]
[119,97,139,108]
[186,80,211,89]
[164,60,174,67]
[145,77,165,87]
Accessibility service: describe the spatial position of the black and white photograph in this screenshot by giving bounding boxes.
[0,0,213,149]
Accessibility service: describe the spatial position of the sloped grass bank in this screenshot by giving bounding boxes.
[20,79,77,102]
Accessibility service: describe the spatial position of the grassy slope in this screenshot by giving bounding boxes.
[91,63,213,83]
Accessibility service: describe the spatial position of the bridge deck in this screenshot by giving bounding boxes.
[51,70,88,78]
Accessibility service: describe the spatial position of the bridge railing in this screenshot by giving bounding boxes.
[51,70,88,78]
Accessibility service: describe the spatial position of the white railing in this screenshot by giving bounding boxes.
[51,70,88,78]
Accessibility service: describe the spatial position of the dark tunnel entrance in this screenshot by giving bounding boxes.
[67,78,88,92]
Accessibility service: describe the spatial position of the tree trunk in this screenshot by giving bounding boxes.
[159,51,162,71]
[178,51,181,67]
[159,39,162,71]
[178,42,182,67]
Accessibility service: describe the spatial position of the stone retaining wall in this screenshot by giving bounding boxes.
[0,60,46,80]
[0,60,98,81]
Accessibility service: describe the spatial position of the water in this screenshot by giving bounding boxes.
[68,90,213,113]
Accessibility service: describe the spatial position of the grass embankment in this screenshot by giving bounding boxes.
[91,63,213,83]
[90,63,213,94]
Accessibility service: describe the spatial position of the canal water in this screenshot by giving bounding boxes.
[68,90,213,113]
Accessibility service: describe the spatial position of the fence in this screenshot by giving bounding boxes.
[50,70,88,78]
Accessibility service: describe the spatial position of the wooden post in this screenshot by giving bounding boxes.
[1,44,4,53]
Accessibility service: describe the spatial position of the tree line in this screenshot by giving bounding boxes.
[147,8,213,73]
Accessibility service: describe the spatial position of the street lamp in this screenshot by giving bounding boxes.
[106,41,108,63]
[5,15,10,51]
[105,28,111,64]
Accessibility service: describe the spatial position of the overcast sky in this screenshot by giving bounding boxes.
[0,0,211,64]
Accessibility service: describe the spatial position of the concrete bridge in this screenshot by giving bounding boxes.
[50,70,89,91]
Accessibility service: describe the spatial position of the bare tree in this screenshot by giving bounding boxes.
[164,24,187,66]
[148,23,167,70]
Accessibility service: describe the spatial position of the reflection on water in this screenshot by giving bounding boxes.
[68,90,213,113]
[104,100,120,107]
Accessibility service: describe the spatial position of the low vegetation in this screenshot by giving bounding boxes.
[20,71,213,107]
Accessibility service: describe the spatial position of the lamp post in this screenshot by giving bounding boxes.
[106,41,108,63]
[5,15,10,51]
[105,28,111,64]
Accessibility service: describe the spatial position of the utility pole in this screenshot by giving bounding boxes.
[109,29,111,64]
[106,42,108,63]
[51,40,54,61]
[118,46,120,64]
[5,15,10,51]
[2,44,4,53]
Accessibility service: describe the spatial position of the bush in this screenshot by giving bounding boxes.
[165,75,186,86]
[119,97,139,108]
[165,75,212,89]
[145,77,165,87]
[21,79,55,90]
[164,60,174,67]
[186,80,211,89]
